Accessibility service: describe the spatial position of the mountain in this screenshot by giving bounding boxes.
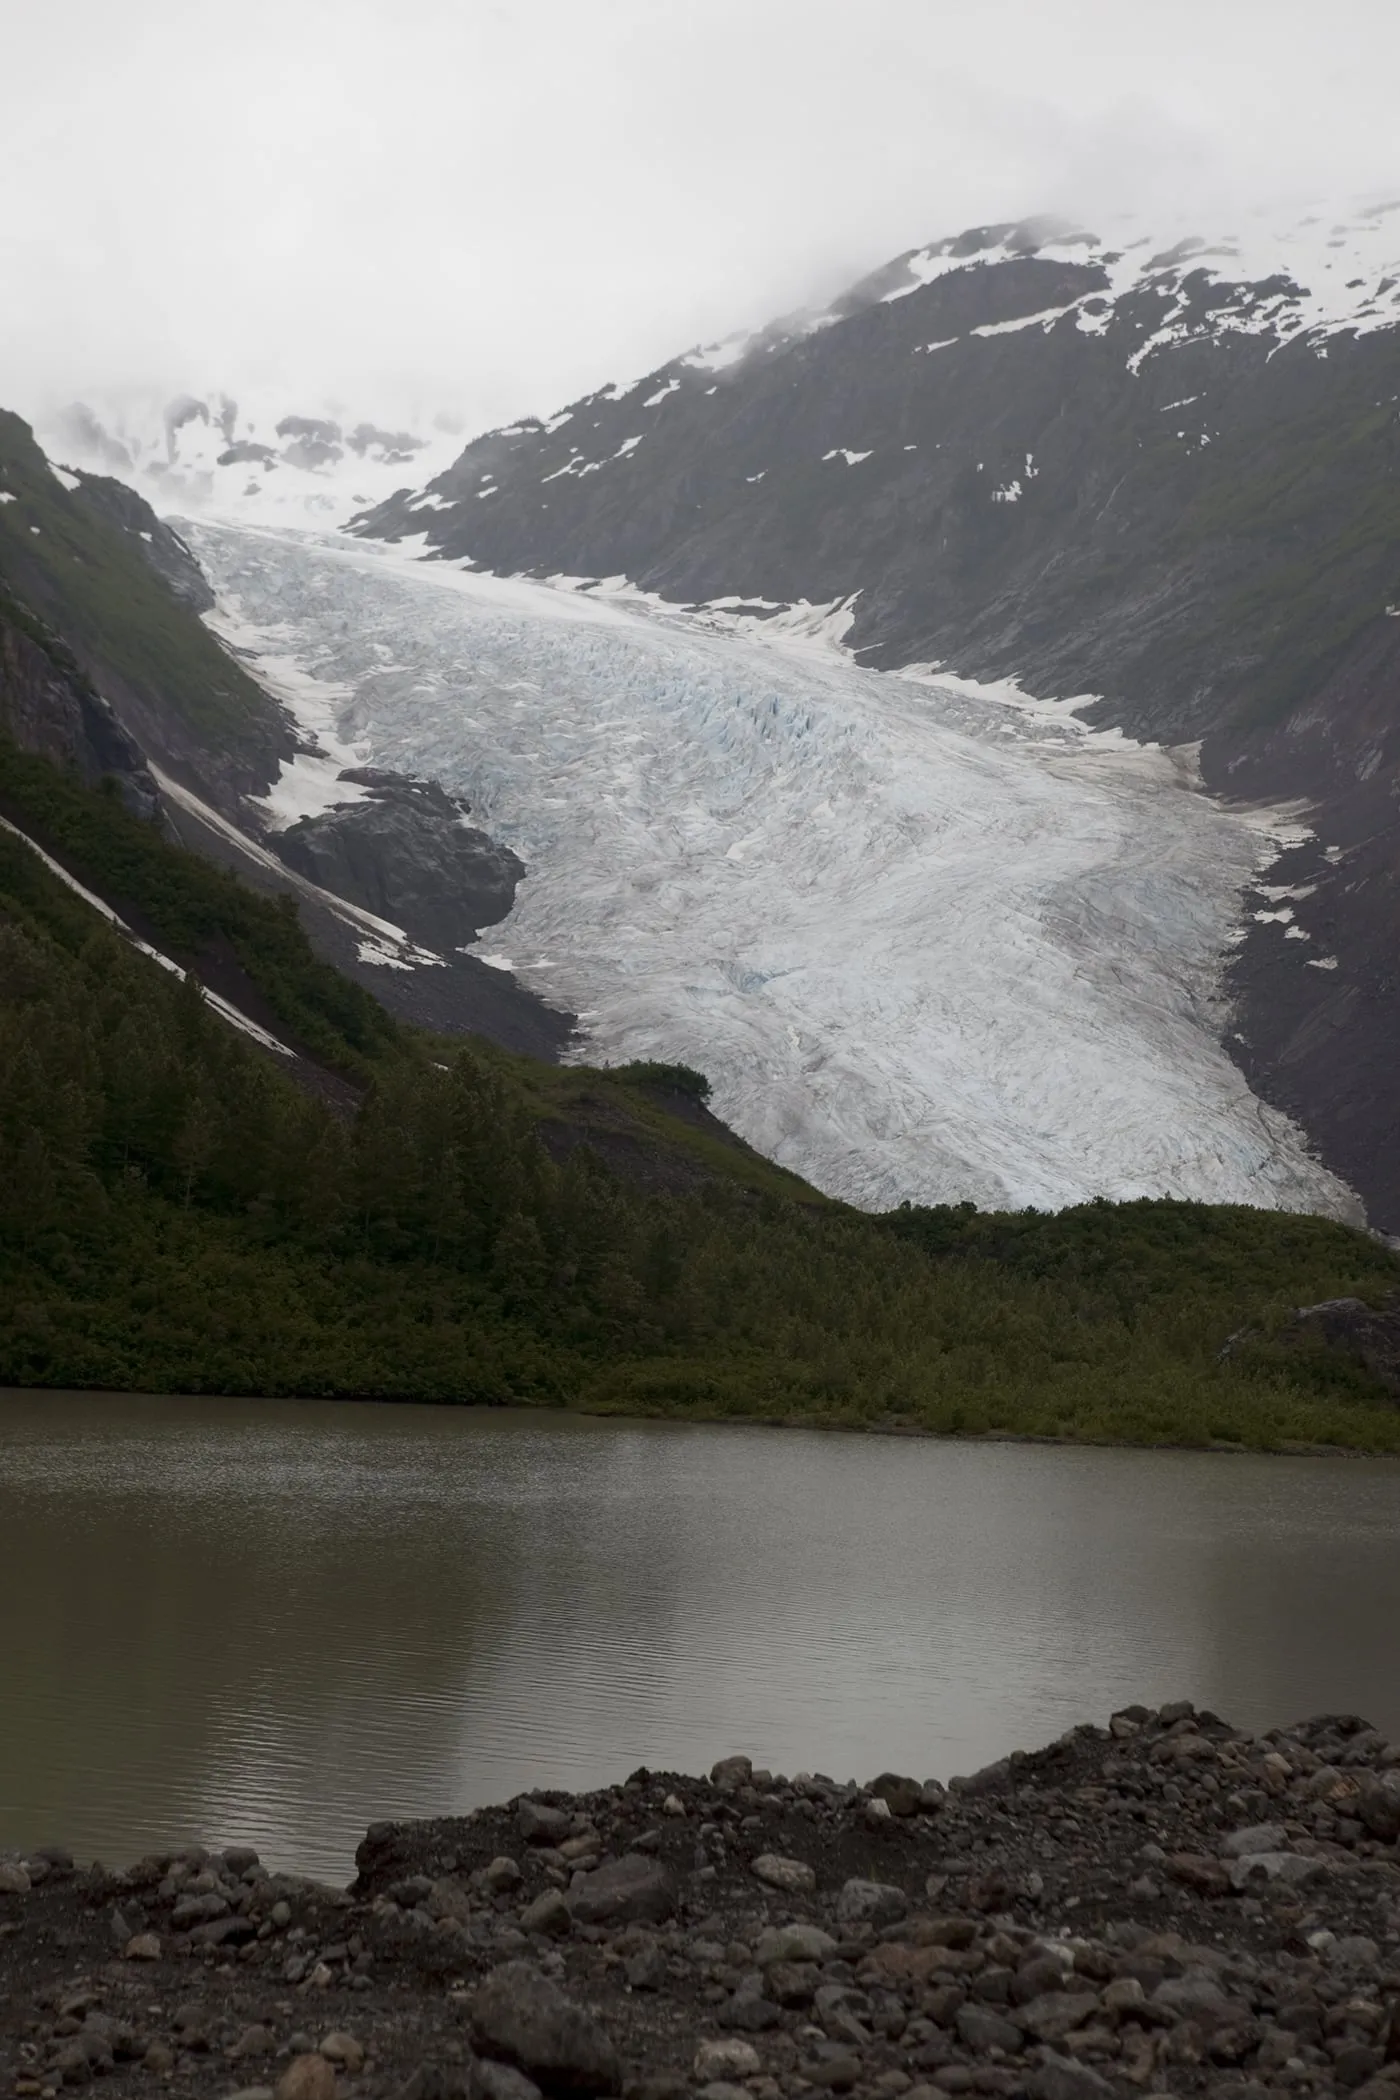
[0,409,568,1057]
[354,200,1400,1228]
[5,377,1400,1442]
[35,386,463,527]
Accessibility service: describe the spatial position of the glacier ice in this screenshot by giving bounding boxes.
[184,519,1360,1221]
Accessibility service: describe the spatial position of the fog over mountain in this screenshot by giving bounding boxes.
[4,0,1399,434]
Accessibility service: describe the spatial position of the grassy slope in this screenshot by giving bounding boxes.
[0,411,285,769]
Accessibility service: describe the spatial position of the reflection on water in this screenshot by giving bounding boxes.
[3,1390,1400,1881]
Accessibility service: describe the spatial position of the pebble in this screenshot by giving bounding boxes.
[750,1854,815,1893]
[318,2030,365,2072]
[694,2038,761,2080]
[275,2057,337,2100]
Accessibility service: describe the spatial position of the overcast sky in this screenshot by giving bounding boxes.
[4,0,1398,434]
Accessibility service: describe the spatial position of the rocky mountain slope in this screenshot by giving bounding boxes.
[354,202,1400,1228]
[0,411,569,1056]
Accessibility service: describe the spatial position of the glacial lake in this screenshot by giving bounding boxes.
[4,1390,1400,1883]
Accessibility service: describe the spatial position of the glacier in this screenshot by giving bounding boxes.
[184,519,1359,1221]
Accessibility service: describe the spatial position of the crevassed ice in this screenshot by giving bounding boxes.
[184,520,1359,1221]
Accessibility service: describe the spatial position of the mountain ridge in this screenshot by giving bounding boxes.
[352,202,1400,1228]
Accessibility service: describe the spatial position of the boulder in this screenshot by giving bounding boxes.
[834,1877,906,1925]
[751,1854,816,1893]
[470,1961,620,2097]
[568,1855,674,1927]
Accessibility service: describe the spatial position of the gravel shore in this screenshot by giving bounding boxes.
[6,1702,1400,2100]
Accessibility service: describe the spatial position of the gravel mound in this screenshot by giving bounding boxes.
[6,1702,1400,2100]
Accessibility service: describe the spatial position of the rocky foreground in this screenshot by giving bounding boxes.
[7,1705,1400,2100]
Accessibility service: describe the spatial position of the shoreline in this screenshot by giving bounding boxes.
[4,1383,1398,1462]
[5,1702,1400,2099]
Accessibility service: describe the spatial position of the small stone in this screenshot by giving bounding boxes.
[803,2054,861,2092]
[719,1996,781,2032]
[483,1858,523,1894]
[765,1961,819,2008]
[1220,1824,1290,1857]
[474,2064,544,2100]
[225,2088,275,2100]
[623,1941,667,1991]
[276,2057,337,2100]
[395,2068,474,2100]
[124,1932,161,1961]
[870,1774,923,1818]
[320,2033,365,2074]
[0,1861,32,1894]
[569,1855,674,1927]
[144,2041,174,2073]
[307,1963,334,1990]
[231,2025,276,2059]
[1227,1852,1324,1890]
[661,1795,686,1818]
[1017,1993,1102,2043]
[955,2005,1021,2054]
[694,2040,761,2082]
[1026,2053,1115,2100]
[710,1757,753,1791]
[835,1877,906,1925]
[470,1959,620,2096]
[751,1854,816,1894]
[521,1890,572,1939]
[1166,1853,1231,1897]
[755,1924,837,1966]
[518,1802,573,1847]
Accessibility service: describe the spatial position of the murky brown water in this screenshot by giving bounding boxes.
[4,1390,1400,1881]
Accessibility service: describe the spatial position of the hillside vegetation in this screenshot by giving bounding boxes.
[2,739,1399,1449]
[0,411,287,781]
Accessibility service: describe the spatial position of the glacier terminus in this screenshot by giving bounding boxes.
[185,519,1359,1223]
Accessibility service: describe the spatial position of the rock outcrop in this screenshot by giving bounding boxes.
[274,771,524,952]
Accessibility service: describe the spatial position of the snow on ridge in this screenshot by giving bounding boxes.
[182,516,1360,1225]
[881,197,1400,363]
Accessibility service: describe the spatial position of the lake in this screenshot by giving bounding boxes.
[3,1390,1400,1882]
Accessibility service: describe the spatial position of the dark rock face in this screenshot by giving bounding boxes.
[1284,1295,1400,1397]
[0,587,156,814]
[273,770,524,951]
[68,470,215,611]
[354,215,1400,1223]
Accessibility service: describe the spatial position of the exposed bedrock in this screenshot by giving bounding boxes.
[273,769,525,952]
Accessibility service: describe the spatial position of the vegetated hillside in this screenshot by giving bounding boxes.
[0,410,293,805]
[356,207,1400,1231]
[3,738,1400,1449]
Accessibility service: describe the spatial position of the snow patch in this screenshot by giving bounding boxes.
[49,463,81,491]
[643,379,680,407]
[821,448,873,466]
